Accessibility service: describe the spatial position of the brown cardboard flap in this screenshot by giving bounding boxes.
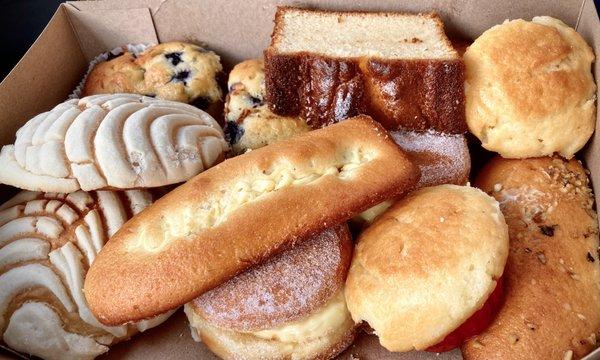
[64,4,158,61]
[0,5,86,147]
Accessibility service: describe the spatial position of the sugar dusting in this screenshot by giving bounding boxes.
[390,130,470,188]
[194,226,348,332]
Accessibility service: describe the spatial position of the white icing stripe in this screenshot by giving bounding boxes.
[0,205,24,226]
[49,243,128,338]
[56,204,79,225]
[0,216,63,246]
[96,191,128,237]
[83,210,104,254]
[74,225,96,267]
[24,199,47,214]
[65,191,94,212]
[14,112,48,168]
[0,191,39,211]
[124,190,153,216]
[3,302,109,360]
[0,263,75,329]
[0,238,50,269]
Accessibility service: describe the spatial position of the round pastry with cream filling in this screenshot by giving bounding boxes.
[345,185,509,352]
[185,224,356,359]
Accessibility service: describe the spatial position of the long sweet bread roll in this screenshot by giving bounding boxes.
[84,115,419,325]
[0,94,228,193]
[0,190,173,360]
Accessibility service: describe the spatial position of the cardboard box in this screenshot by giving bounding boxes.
[0,0,598,359]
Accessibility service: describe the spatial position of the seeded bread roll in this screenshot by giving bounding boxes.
[84,116,419,325]
[462,157,600,360]
[0,94,228,192]
[0,190,172,360]
[186,225,356,359]
[265,7,466,133]
[465,17,596,159]
[345,185,509,351]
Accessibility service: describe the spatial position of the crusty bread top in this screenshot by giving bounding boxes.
[270,7,458,60]
[84,116,419,325]
[464,17,596,159]
[345,184,509,351]
[191,224,352,331]
[463,157,600,360]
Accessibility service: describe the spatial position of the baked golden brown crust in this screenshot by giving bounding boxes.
[83,42,223,105]
[192,225,352,331]
[345,184,509,351]
[264,8,466,133]
[84,116,419,325]
[465,17,596,159]
[463,157,600,360]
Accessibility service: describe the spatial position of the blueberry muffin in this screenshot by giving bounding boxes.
[224,59,309,155]
[83,42,223,105]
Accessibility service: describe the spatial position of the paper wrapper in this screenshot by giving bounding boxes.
[69,43,151,99]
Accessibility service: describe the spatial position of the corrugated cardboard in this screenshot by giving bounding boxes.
[0,0,598,359]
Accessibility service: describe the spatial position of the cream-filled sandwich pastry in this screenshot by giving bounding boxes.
[185,225,356,359]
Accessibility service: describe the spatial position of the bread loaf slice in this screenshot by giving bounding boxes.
[84,115,419,325]
[265,7,466,133]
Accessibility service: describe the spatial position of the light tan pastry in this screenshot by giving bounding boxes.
[464,17,596,159]
[84,115,419,326]
[462,157,600,360]
[186,225,356,359]
[265,7,466,133]
[224,59,309,155]
[345,184,509,351]
[0,190,173,360]
[352,130,470,227]
[83,42,223,106]
[0,94,228,192]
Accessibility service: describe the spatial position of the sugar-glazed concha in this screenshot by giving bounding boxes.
[0,190,173,360]
[0,94,228,192]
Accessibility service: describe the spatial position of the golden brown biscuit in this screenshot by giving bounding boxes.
[465,17,596,159]
[345,184,509,351]
[463,157,600,360]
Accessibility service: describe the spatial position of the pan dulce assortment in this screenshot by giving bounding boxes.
[0,5,598,360]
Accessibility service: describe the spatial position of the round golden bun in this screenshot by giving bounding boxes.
[464,17,596,159]
[463,157,600,360]
[192,225,352,331]
[345,184,509,351]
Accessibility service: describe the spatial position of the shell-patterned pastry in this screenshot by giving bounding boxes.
[224,59,309,155]
[0,190,173,360]
[0,94,228,193]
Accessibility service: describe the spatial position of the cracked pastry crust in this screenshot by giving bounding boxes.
[224,59,309,155]
[82,42,223,105]
[0,94,228,192]
[0,190,172,360]
[464,17,596,159]
[463,157,600,360]
[345,184,509,351]
[84,115,419,326]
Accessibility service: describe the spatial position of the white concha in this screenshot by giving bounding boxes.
[0,94,229,192]
[0,190,173,360]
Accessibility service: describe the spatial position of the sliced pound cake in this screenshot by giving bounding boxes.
[264,7,466,133]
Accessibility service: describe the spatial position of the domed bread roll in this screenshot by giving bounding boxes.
[462,157,600,360]
[0,94,228,193]
[84,116,419,326]
[224,59,309,155]
[345,185,509,351]
[464,17,596,159]
[0,190,173,360]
